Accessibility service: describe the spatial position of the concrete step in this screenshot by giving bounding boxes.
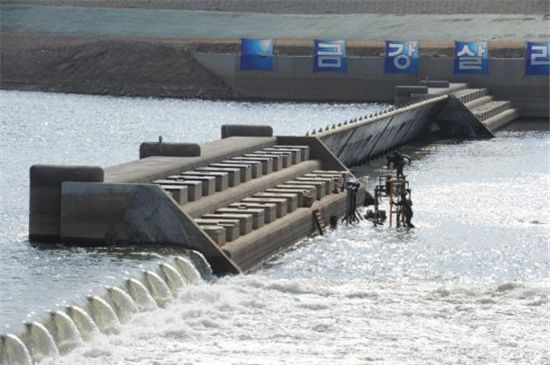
[184,160,322,218]
[232,156,274,175]
[276,184,321,200]
[482,108,519,131]
[165,145,311,204]
[257,149,295,167]
[202,213,255,233]
[196,166,241,186]
[464,95,493,109]
[199,225,226,246]
[271,145,310,161]
[262,147,301,164]
[163,175,216,196]
[470,100,512,121]
[153,179,202,201]
[219,160,263,179]
[195,219,240,242]
[160,185,188,205]
[198,167,348,248]
[226,203,278,224]
[285,180,327,197]
[245,153,284,171]
[172,171,229,192]
[253,192,300,211]
[209,163,252,183]
[453,88,488,103]
[240,197,288,218]
[216,207,266,229]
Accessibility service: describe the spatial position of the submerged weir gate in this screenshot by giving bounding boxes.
[1,82,514,365]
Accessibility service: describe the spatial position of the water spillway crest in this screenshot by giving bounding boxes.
[0,253,210,364]
[65,306,99,342]
[86,296,121,335]
[45,311,82,355]
[159,263,186,293]
[184,250,214,281]
[143,271,174,308]
[0,334,33,365]
[21,322,59,363]
[105,287,139,324]
[125,278,158,312]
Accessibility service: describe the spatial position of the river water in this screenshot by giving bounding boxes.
[0,90,548,364]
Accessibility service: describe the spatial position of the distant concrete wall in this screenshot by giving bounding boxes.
[60,182,240,275]
[195,53,549,118]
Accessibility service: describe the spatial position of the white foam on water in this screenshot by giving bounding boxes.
[54,130,550,364]
[53,276,550,365]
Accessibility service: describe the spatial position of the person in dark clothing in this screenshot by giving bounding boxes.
[386,151,412,178]
[395,191,414,228]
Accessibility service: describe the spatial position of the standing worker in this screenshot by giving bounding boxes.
[386,151,411,178]
[395,191,414,228]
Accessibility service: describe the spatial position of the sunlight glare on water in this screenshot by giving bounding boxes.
[56,130,549,364]
[0,90,548,364]
[0,90,386,330]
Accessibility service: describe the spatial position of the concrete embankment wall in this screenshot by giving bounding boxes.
[195,53,549,118]
[1,2,548,116]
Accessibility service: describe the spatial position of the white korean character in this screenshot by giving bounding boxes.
[458,44,482,70]
[530,45,550,66]
[388,43,411,70]
[317,42,343,68]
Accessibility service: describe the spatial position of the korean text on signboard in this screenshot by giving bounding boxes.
[454,41,489,75]
[385,41,418,74]
[525,42,550,75]
[240,38,274,71]
[313,40,347,72]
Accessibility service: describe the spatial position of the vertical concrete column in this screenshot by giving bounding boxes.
[29,165,104,242]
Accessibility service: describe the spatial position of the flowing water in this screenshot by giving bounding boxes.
[0,90,549,364]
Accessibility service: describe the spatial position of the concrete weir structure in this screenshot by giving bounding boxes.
[29,125,361,275]
[28,82,505,275]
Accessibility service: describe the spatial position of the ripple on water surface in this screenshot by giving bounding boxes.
[0,90,386,329]
[1,91,549,363]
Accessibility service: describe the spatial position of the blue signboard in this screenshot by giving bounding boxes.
[525,41,550,75]
[385,41,418,74]
[454,41,489,74]
[314,39,347,72]
[240,38,273,71]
